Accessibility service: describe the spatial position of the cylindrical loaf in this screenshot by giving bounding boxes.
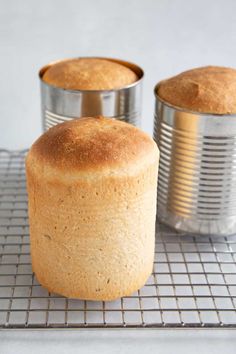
[26,117,159,300]
[154,66,236,236]
[39,57,144,130]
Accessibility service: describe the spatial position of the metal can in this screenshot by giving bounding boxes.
[39,57,144,131]
[154,84,236,236]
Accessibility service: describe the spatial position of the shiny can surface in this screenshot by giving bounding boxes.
[154,85,236,236]
[39,57,143,131]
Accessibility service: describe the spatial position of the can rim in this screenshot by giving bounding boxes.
[39,56,144,93]
[154,82,236,118]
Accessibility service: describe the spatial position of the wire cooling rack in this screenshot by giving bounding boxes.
[0,149,236,329]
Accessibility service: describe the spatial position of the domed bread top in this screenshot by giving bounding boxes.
[26,117,158,178]
[42,58,138,90]
[157,66,236,114]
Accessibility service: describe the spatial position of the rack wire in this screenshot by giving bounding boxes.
[0,149,236,329]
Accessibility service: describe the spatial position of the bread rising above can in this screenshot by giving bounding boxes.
[42,58,138,90]
[157,66,236,114]
[26,117,159,300]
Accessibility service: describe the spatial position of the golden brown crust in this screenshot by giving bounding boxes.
[157,66,236,114]
[26,117,159,300]
[26,116,158,177]
[42,58,138,90]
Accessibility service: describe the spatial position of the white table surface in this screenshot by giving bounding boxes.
[1,329,236,354]
[1,0,236,351]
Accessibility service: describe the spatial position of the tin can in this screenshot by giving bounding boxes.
[39,57,144,131]
[154,84,236,236]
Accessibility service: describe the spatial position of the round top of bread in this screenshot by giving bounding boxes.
[42,58,138,90]
[157,66,236,114]
[26,117,158,179]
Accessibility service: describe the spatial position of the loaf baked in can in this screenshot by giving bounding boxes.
[40,57,143,130]
[154,65,236,236]
[42,57,138,90]
[157,66,236,114]
[26,117,159,300]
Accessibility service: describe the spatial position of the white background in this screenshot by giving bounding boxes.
[1,0,236,149]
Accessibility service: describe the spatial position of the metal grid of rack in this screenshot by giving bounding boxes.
[0,149,236,329]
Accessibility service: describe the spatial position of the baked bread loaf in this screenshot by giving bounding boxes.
[43,58,138,90]
[157,66,236,114]
[26,117,159,300]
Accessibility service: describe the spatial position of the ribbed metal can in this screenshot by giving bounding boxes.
[154,85,236,236]
[39,57,143,131]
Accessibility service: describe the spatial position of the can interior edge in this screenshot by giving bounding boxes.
[39,57,144,92]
